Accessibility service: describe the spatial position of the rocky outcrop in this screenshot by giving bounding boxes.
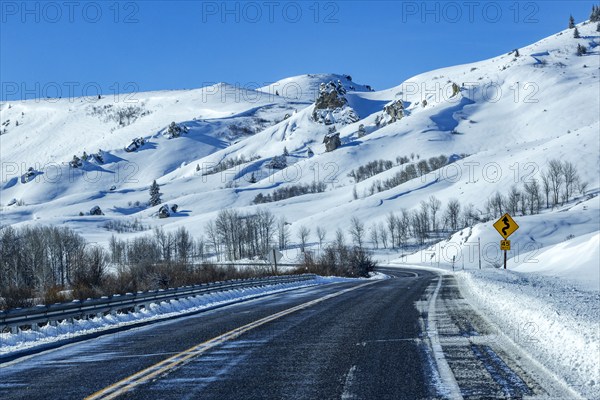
[323,131,341,152]
[384,100,404,123]
[312,80,359,125]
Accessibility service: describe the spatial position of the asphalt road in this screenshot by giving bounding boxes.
[0,268,568,399]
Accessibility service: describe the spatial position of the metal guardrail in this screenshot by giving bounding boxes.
[0,274,317,332]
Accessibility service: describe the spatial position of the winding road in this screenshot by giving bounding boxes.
[0,268,572,399]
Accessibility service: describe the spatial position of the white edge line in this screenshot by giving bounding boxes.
[426,276,464,400]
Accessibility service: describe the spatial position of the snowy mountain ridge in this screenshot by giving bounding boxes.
[1,22,599,271]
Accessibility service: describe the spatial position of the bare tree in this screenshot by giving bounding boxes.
[428,196,442,234]
[561,161,578,204]
[256,209,276,255]
[335,228,345,249]
[578,180,589,196]
[507,186,520,215]
[205,221,220,261]
[297,226,311,253]
[378,223,388,249]
[541,172,551,209]
[523,179,542,215]
[369,224,379,249]
[154,227,174,263]
[411,210,428,244]
[461,203,478,228]
[445,198,461,231]
[174,226,193,264]
[349,216,366,249]
[386,212,397,249]
[486,192,505,218]
[396,209,411,248]
[547,159,563,207]
[419,201,430,233]
[316,226,327,250]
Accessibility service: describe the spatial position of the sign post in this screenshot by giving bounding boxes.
[493,213,519,269]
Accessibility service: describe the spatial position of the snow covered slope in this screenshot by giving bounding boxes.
[1,22,599,258]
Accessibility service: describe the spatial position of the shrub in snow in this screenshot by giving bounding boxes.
[170,204,178,213]
[202,155,261,176]
[383,100,404,123]
[253,182,327,204]
[323,131,341,152]
[577,44,587,56]
[267,155,287,169]
[451,82,460,97]
[69,155,82,168]
[88,103,151,127]
[165,121,188,139]
[358,124,366,138]
[158,204,170,219]
[307,147,314,157]
[7,198,17,206]
[125,137,145,152]
[90,206,103,216]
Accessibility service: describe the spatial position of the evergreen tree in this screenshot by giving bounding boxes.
[283,146,289,156]
[597,22,600,32]
[149,180,162,206]
[577,43,587,56]
[249,173,257,183]
[573,27,580,38]
[569,14,575,28]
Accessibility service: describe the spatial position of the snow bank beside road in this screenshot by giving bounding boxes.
[456,269,600,399]
[513,231,600,291]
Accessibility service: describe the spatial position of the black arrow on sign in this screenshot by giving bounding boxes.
[501,216,510,236]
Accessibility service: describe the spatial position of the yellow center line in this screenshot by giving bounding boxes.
[85,280,380,400]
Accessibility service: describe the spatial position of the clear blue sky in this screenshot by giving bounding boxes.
[0,1,596,100]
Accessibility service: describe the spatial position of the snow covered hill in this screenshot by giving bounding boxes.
[1,19,599,398]
[1,22,599,264]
